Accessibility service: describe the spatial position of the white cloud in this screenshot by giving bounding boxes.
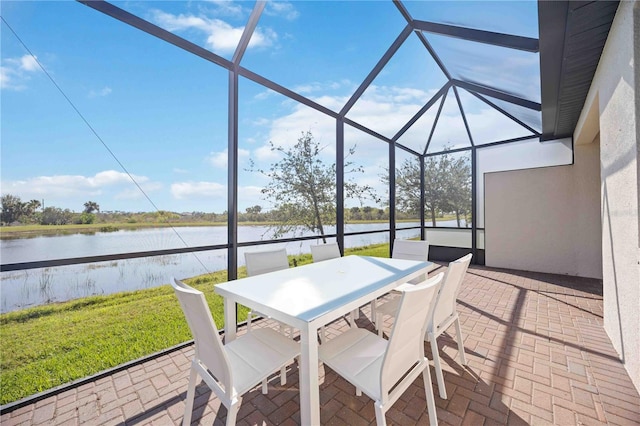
[0,66,15,90]
[90,170,141,186]
[206,20,249,52]
[251,117,270,126]
[248,89,404,166]
[114,181,163,200]
[266,96,345,148]
[391,87,430,103]
[255,88,278,101]
[88,86,112,98]
[171,181,226,199]
[209,151,227,167]
[206,148,250,168]
[0,170,162,208]
[4,175,101,198]
[19,55,39,72]
[459,105,531,143]
[201,0,245,18]
[150,9,277,54]
[247,81,517,166]
[264,2,299,20]
[238,185,269,210]
[152,11,207,31]
[463,52,540,101]
[293,80,347,95]
[169,182,267,211]
[253,144,281,162]
[345,85,437,139]
[1,54,41,91]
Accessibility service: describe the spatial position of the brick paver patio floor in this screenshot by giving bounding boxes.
[2,264,639,425]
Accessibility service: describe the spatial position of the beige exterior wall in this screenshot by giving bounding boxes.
[485,141,602,279]
[574,0,640,392]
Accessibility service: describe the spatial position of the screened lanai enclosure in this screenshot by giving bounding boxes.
[2,0,570,277]
[0,0,624,411]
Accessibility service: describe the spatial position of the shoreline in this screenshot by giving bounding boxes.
[0,217,461,239]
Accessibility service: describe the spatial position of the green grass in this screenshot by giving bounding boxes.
[0,217,456,239]
[0,243,390,405]
[0,275,229,404]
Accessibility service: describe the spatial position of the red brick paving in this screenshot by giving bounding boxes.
[2,264,639,425]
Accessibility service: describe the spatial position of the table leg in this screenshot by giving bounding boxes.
[224,298,237,342]
[299,324,320,426]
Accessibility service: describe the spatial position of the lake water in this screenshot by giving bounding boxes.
[0,222,457,313]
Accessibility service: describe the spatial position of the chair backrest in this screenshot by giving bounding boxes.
[392,239,430,283]
[244,248,289,276]
[171,279,232,392]
[310,242,341,262]
[431,253,472,329]
[380,272,444,396]
[392,239,429,262]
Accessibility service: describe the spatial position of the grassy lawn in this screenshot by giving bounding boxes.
[0,243,390,405]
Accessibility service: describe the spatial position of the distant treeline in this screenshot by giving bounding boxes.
[1,194,429,226]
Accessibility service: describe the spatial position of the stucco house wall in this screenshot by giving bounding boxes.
[485,141,602,279]
[574,0,640,392]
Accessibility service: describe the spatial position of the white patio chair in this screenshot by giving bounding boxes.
[171,278,300,426]
[371,239,432,325]
[244,248,290,277]
[392,239,432,283]
[426,252,472,399]
[374,253,473,399]
[310,242,349,341]
[244,248,291,334]
[244,248,293,384]
[310,242,341,262]
[319,272,444,426]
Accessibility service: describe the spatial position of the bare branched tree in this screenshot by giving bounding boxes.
[249,131,378,242]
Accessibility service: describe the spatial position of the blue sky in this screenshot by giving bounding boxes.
[1,0,540,214]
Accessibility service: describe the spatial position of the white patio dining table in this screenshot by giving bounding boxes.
[215,254,433,426]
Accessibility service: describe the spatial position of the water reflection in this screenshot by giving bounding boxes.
[0,223,455,313]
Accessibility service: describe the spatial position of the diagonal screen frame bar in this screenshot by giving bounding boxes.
[453,79,541,111]
[412,20,539,52]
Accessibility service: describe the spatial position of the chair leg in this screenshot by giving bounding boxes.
[430,333,447,399]
[454,317,467,366]
[182,366,198,426]
[348,310,357,329]
[345,310,357,328]
[261,378,268,394]
[225,397,242,426]
[374,401,387,426]
[422,364,438,426]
